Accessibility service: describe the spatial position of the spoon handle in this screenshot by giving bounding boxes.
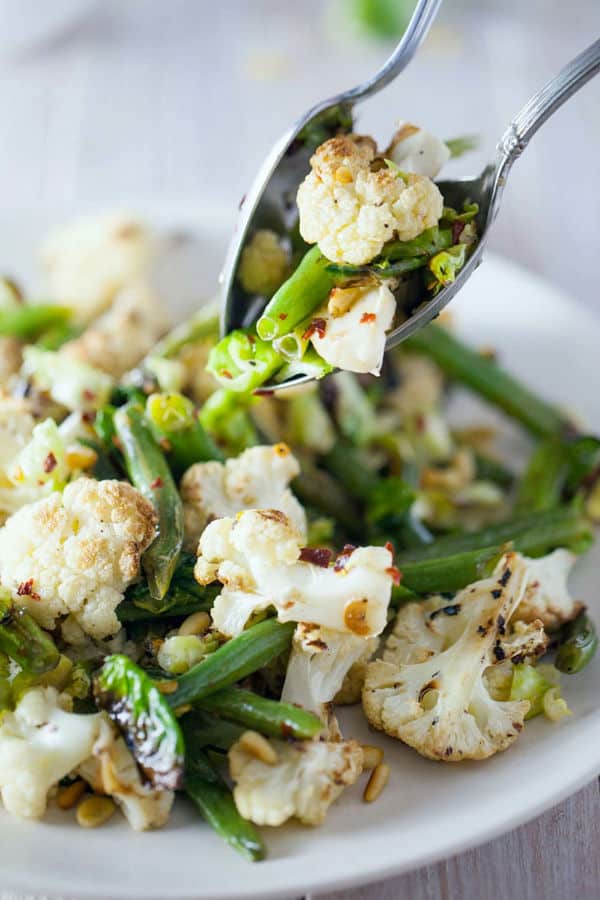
[499,38,600,166]
[350,0,442,102]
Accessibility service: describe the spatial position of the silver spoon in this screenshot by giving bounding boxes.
[221,22,600,392]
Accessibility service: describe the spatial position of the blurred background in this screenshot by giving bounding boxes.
[0,0,598,306]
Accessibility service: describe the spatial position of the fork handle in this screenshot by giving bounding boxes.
[351,0,442,101]
[499,38,600,165]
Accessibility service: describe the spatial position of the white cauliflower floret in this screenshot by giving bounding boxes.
[238,229,289,297]
[39,212,156,324]
[310,281,396,376]
[0,338,21,387]
[335,636,379,705]
[387,353,446,418]
[363,553,549,761]
[0,687,105,819]
[77,723,173,831]
[181,443,306,550]
[281,624,375,724]
[61,282,168,378]
[229,736,362,826]
[387,122,450,178]
[0,478,157,640]
[515,549,582,630]
[196,509,394,638]
[297,135,443,265]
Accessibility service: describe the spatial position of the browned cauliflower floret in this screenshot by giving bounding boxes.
[39,212,156,324]
[297,135,443,265]
[0,478,157,640]
[363,553,549,761]
[60,282,168,378]
[181,443,306,550]
[513,549,582,629]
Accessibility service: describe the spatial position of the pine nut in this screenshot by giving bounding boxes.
[76,796,116,828]
[174,704,192,717]
[156,679,178,695]
[239,730,278,765]
[363,763,390,803]
[361,745,384,771]
[65,445,98,471]
[57,780,86,810]
[178,611,211,637]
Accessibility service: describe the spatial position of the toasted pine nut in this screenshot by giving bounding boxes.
[361,744,384,771]
[57,779,86,810]
[363,763,390,803]
[156,679,178,695]
[178,611,211,637]
[65,445,98,470]
[100,754,122,794]
[239,730,278,765]
[174,704,192,717]
[76,796,116,828]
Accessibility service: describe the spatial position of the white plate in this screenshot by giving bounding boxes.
[0,204,599,900]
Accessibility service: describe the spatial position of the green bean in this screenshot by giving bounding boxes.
[256,245,336,342]
[396,503,593,564]
[114,403,184,607]
[473,452,515,489]
[273,347,334,383]
[564,435,600,497]
[148,302,219,360]
[555,612,598,674]
[207,329,284,393]
[182,709,243,752]
[322,443,378,502]
[35,322,80,350]
[184,752,265,862]
[515,438,568,514]
[405,324,571,438]
[93,404,117,448]
[200,389,259,456]
[0,591,60,674]
[197,688,323,740]
[0,304,71,339]
[118,586,219,622]
[378,226,453,262]
[146,392,224,476]
[292,459,361,536]
[399,545,503,595]
[167,619,295,708]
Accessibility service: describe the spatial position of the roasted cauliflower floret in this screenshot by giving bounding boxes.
[195,509,394,638]
[281,624,377,723]
[514,549,582,630]
[181,443,306,550]
[0,478,157,640]
[297,135,443,265]
[363,553,549,761]
[310,281,396,376]
[335,636,379,705]
[39,212,156,324]
[387,122,450,178]
[0,687,105,819]
[61,282,168,378]
[229,736,362,826]
[239,229,290,297]
[78,723,174,831]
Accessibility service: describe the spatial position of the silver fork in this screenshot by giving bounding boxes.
[221,16,600,391]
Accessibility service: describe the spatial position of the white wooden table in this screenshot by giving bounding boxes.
[0,1,598,897]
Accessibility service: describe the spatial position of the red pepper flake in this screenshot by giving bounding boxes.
[385,541,395,555]
[150,477,163,489]
[299,547,332,568]
[82,411,96,424]
[360,312,377,324]
[253,388,274,397]
[386,566,402,586]
[452,221,465,243]
[83,389,96,402]
[43,452,57,474]
[302,317,327,341]
[17,579,40,600]
[278,313,288,321]
[334,544,357,572]
[247,334,255,344]
[159,437,172,452]
[220,369,233,380]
